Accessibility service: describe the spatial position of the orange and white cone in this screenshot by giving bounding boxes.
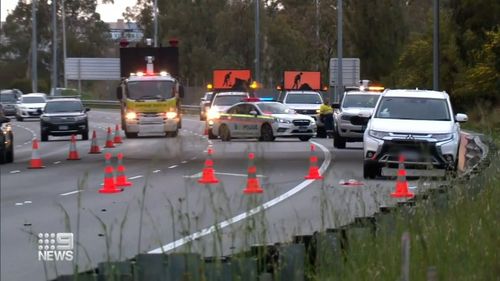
[391,155,414,198]
[304,144,323,180]
[243,153,263,194]
[115,153,132,187]
[113,124,123,144]
[67,134,81,160]
[28,138,44,169]
[98,153,122,194]
[104,127,115,148]
[89,130,101,154]
[198,146,219,184]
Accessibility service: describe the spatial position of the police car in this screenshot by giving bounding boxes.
[211,99,316,141]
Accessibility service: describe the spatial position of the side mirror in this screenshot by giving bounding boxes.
[249,110,258,116]
[331,103,340,109]
[455,113,468,123]
[85,108,91,112]
[116,87,123,100]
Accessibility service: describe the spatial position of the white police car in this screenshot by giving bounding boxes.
[211,99,316,141]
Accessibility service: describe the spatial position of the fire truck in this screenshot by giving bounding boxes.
[116,40,184,138]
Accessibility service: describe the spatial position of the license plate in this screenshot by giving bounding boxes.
[298,126,308,131]
[59,125,68,130]
[139,125,164,134]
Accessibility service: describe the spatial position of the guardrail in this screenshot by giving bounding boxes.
[82,100,200,114]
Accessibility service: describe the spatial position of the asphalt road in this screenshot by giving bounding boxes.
[0,109,442,280]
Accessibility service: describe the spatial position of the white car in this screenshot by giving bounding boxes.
[211,100,316,141]
[16,93,47,121]
[280,91,326,136]
[363,89,468,178]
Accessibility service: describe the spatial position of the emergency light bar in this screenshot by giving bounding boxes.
[242,97,275,102]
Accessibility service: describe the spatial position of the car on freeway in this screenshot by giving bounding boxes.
[279,91,326,137]
[206,91,251,138]
[211,99,316,142]
[0,104,14,164]
[362,89,468,179]
[15,93,47,121]
[332,89,382,149]
[40,98,90,141]
[199,91,213,120]
[0,89,20,116]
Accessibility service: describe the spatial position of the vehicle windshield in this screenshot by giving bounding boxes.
[127,80,175,100]
[285,94,322,104]
[45,101,84,113]
[375,97,451,121]
[342,94,379,108]
[213,95,247,106]
[257,103,294,115]
[22,96,45,103]
[0,94,17,103]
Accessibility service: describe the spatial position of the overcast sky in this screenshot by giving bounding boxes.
[1,0,137,22]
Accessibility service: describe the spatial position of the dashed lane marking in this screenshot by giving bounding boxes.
[183,172,265,178]
[153,170,161,173]
[60,190,82,196]
[129,175,143,180]
[9,170,21,174]
[54,161,61,164]
[168,165,178,169]
[181,161,188,164]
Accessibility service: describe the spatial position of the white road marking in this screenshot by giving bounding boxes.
[153,169,161,173]
[184,172,265,178]
[191,157,197,160]
[129,175,143,180]
[15,203,23,206]
[60,190,82,196]
[24,200,32,204]
[181,161,188,164]
[168,165,178,169]
[9,170,21,174]
[149,140,331,254]
[53,161,61,164]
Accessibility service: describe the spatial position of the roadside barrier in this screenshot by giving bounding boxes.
[304,144,323,180]
[113,124,123,144]
[104,127,115,148]
[67,135,81,160]
[243,152,263,194]
[89,130,101,154]
[115,153,132,187]
[28,138,44,169]
[198,146,219,184]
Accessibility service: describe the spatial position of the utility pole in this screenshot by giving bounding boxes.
[51,0,57,95]
[154,0,158,47]
[31,0,38,92]
[433,0,440,91]
[62,0,67,88]
[255,0,260,83]
[336,0,343,101]
[315,0,320,71]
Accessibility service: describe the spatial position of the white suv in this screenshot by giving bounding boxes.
[363,89,468,179]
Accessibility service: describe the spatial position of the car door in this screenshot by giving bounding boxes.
[224,104,245,137]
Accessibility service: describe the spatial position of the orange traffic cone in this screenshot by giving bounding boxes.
[243,153,263,194]
[67,134,81,160]
[104,127,115,148]
[198,147,219,184]
[115,153,132,187]
[89,130,101,154]
[99,153,122,194]
[305,144,323,180]
[28,138,44,169]
[391,155,414,198]
[113,124,123,144]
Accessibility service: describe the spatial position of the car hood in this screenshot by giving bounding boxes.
[19,103,45,108]
[340,107,375,116]
[370,118,452,134]
[284,104,320,110]
[272,113,314,121]
[42,112,85,117]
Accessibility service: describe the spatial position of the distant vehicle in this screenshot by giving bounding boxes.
[333,89,382,149]
[16,93,47,121]
[363,89,468,179]
[279,91,325,136]
[0,104,14,164]
[0,89,20,116]
[211,99,316,142]
[40,98,90,141]
[199,91,213,120]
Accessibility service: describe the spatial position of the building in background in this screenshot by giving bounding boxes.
[107,19,143,43]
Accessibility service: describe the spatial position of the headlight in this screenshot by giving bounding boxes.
[369,130,390,139]
[316,109,321,114]
[276,118,292,124]
[41,116,51,122]
[125,111,137,120]
[207,109,220,120]
[432,133,453,141]
[75,115,86,121]
[1,123,11,132]
[165,111,177,119]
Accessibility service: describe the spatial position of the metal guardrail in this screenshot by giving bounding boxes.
[82,100,201,114]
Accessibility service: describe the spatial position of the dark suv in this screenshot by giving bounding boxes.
[40,99,90,141]
[0,90,19,116]
[0,104,14,164]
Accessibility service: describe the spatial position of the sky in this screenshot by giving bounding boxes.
[1,0,137,22]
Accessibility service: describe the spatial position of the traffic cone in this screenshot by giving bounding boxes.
[115,153,132,187]
[198,146,219,184]
[391,155,414,198]
[203,121,209,136]
[67,134,81,160]
[104,127,115,148]
[113,124,123,144]
[89,130,101,154]
[28,138,44,169]
[305,144,323,180]
[99,153,122,194]
[243,153,263,194]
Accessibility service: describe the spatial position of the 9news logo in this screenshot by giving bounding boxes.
[37,233,74,261]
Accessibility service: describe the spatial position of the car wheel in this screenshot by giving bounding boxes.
[166,129,178,138]
[298,136,311,142]
[260,123,275,142]
[333,130,346,149]
[6,145,14,163]
[125,131,138,138]
[363,161,380,179]
[316,126,327,138]
[0,149,6,164]
[220,125,231,142]
[208,128,217,140]
[16,115,23,122]
[41,132,49,142]
[82,131,89,140]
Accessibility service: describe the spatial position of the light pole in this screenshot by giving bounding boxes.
[62,0,67,88]
[433,0,439,90]
[336,0,343,101]
[255,0,260,83]
[31,0,38,92]
[51,0,57,95]
[154,0,158,47]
